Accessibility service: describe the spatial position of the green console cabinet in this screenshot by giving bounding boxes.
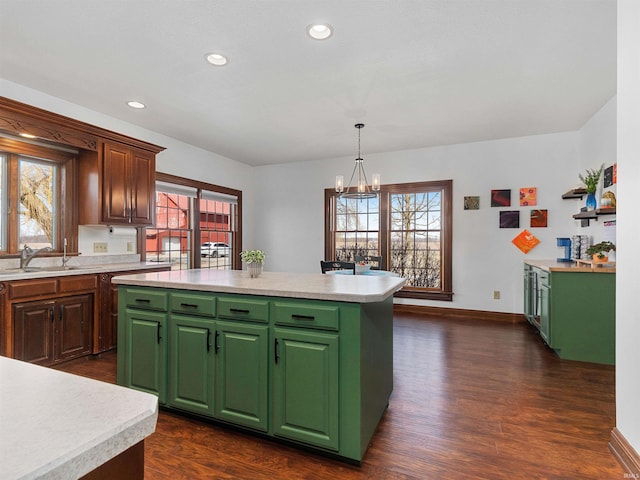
[523,261,615,364]
[115,270,403,463]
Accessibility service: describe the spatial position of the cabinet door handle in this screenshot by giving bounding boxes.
[206,329,212,352]
[291,314,315,321]
[229,308,250,314]
[180,303,199,309]
[214,330,220,353]
[135,298,151,304]
[156,323,162,343]
[50,307,54,322]
[274,338,279,364]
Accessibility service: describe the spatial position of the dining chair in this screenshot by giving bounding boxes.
[354,255,382,270]
[320,261,356,274]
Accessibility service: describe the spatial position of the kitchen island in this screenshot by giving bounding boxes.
[114,269,405,463]
[523,260,615,364]
[0,356,157,480]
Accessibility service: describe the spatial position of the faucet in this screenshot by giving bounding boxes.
[20,244,52,269]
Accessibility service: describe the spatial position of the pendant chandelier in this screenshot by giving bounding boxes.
[335,123,380,199]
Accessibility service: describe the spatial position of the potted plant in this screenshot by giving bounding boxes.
[578,164,604,210]
[586,241,615,262]
[240,249,266,277]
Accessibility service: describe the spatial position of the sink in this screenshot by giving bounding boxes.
[28,266,87,272]
[0,266,88,275]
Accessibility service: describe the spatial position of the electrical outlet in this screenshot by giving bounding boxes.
[93,242,108,253]
[127,242,134,252]
[493,290,500,300]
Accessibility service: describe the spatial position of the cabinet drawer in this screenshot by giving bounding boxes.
[59,274,98,293]
[9,279,58,300]
[124,288,168,311]
[273,302,339,331]
[170,292,216,317]
[218,297,269,323]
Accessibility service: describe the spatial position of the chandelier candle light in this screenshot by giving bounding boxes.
[335,123,380,199]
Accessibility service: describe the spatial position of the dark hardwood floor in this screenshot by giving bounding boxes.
[56,313,624,479]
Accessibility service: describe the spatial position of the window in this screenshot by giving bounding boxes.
[0,138,74,255]
[325,180,452,301]
[145,173,241,270]
[146,189,192,269]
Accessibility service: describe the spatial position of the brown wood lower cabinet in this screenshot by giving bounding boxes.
[1,269,169,364]
[13,294,92,366]
[96,267,170,354]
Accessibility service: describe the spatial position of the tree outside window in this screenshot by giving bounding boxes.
[326,180,452,301]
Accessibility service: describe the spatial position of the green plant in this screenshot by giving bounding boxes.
[586,241,616,259]
[240,249,266,264]
[578,164,604,194]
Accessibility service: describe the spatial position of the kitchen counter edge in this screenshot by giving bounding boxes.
[113,269,406,303]
[524,259,615,273]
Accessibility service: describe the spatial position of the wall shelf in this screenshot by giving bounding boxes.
[562,188,588,200]
[571,208,616,226]
[563,187,616,226]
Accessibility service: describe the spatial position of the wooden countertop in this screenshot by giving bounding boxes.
[524,259,616,273]
[0,356,157,479]
[113,269,406,303]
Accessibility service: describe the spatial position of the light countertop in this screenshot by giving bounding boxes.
[525,259,616,273]
[113,269,406,303]
[0,261,172,281]
[0,356,158,480]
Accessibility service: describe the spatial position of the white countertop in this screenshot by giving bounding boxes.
[0,356,158,480]
[0,261,171,281]
[113,269,406,303]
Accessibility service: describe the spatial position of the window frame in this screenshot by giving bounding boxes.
[0,137,76,255]
[325,179,453,301]
[147,172,242,269]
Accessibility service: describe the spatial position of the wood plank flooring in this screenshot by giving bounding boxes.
[55,313,624,479]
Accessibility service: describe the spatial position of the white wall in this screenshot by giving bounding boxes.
[0,79,257,255]
[254,110,615,314]
[578,97,618,244]
[616,0,640,455]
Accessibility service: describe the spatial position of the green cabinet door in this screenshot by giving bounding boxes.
[523,265,535,324]
[168,315,215,416]
[539,282,551,346]
[215,321,269,431]
[272,327,339,451]
[127,308,167,403]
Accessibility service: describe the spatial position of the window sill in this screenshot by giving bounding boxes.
[394,288,453,302]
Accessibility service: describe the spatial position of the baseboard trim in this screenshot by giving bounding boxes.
[610,427,640,476]
[393,304,525,324]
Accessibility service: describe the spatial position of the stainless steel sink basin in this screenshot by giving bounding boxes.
[0,266,88,275]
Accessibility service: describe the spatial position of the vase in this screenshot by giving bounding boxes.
[586,192,597,211]
[247,262,263,278]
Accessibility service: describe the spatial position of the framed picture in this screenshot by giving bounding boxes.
[530,209,548,228]
[512,229,540,254]
[520,187,537,206]
[491,189,511,207]
[499,210,520,228]
[464,196,480,210]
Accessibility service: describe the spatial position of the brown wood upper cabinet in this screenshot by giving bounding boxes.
[79,141,156,226]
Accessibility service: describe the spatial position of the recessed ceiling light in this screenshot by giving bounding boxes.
[307,24,333,40]
[19,133,37,139]
[205,53,228,66]
[127,101,146,109]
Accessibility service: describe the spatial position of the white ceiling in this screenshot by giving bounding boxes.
[0,0,616,166]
